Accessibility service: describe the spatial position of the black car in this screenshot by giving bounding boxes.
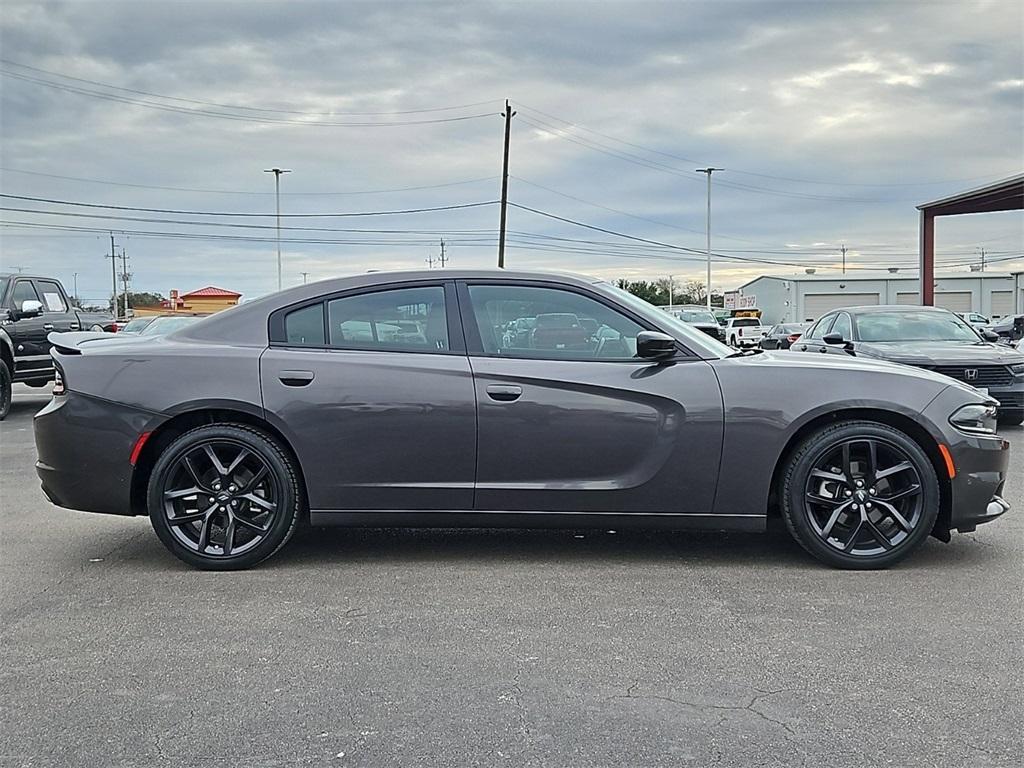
[672,306,724,341]
[793,305,1024,425]
[760,323,808,350]
[34,270,1011,571]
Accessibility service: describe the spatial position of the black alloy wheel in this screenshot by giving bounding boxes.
[997,409,1024,427]
[782,421,939,569]
[148,424,302,570]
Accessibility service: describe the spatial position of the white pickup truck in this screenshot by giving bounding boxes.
[723,317,767,348]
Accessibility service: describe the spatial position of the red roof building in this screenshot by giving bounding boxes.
[180,286,243,299]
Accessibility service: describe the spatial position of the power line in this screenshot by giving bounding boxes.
[0,166,499,196]
[0,59,500,116]
[0,68,496,127]
[515,103,1000,188]
[0,193,499,218]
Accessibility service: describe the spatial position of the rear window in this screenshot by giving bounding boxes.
[732,318,759,327]
[284,303,326,345]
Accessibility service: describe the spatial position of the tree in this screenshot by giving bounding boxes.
[108,291,165,313]
[616,278,669,305]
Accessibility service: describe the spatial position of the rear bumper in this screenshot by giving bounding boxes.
[34,392,153,516]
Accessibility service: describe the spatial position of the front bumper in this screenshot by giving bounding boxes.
[34,391,153,516]
[923,387,1012,533]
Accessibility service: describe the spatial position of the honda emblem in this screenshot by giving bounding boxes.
[964,369,978,381]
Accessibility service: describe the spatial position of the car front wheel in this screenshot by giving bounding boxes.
[0,359,11,420]
[147,424,303,570]
[781,421,939,569]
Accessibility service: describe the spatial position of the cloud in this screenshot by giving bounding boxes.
[0,0,1021,302]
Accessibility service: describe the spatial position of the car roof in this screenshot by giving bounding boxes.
[829,305,955,315]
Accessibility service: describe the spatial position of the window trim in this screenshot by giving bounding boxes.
[806,314,836,341]
[830,311,853,340]
[268,279,465,355]
[456,278,697,362]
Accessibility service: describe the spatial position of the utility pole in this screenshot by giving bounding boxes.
[497,99,515,268]
[977,247,986,271]
[695,168,723,308]
[438,238,447,268]
[300,272,309,284]
[72,272,78,304]
[667,274,674,308]
[264,167,292,291]
[107,233,118,319]
[426,252,435,269]
[840,243,848,275]
[120,247,131,319]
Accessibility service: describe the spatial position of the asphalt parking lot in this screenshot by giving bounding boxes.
[1,384,1022,768]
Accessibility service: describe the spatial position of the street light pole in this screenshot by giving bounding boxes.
[264,168,292,291]
[696,168,723,308]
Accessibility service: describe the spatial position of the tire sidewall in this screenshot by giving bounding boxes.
[783,422,939,569]
[0,359,11,420]
[147,425,300,570]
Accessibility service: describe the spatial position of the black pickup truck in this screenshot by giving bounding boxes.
[0,273,115,419]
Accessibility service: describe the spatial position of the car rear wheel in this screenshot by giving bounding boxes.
[0,359,11,420]
[147,424,302,570]
[997,409,1024,427]
[781,421,939,569]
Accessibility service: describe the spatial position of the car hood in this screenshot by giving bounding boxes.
[854,341,1024,366]
[728,348,969,388]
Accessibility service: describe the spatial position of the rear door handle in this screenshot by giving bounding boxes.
[278,370,315,386]
[819,347,828,353]
[486,384,522,402]
[43,323,54,331]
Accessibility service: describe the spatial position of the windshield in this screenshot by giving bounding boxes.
[856,311,982,342]
[600,283,734,356]
[140,316,200,335]
[678,309,717,323]
[121,317,154,333]
[732,318,760,327]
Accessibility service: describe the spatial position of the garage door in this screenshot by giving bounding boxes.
[802,292,879,321]
[934,292,972,313]
[990,291,1013,318]
[896,292,920,305]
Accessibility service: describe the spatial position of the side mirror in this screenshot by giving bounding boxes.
[637,330,676,359]
[822,332,846,345]
[16,299,44,319]
[981,329,999,342]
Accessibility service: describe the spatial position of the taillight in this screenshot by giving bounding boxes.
[52,368,66,396]
[110,322,119,333]
[787,334,801,342]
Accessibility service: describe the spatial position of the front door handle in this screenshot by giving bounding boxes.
[43,323,54,331]
[486,384,522,402]
[819,346,828,353]
[798,344,807,351]
[278,370,315,387]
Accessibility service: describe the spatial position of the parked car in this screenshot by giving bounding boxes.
[985,314,1024,342]
[791,305,1024,425]
[723,316,766,348]
[0,273,115,419]
[122,315,204,337]
[958,311,990,329]
[760,323,808,350]
[672,306,724,341]
[36,270,1010,571]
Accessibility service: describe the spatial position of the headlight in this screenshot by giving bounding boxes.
[949,403,998,435]
[1009,363,1024,375]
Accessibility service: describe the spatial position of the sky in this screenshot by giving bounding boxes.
[1,0,1022,305]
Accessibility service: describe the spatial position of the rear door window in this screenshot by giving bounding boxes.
[284,303,326,346]
[35,280,68,312]
[327,286,448,352]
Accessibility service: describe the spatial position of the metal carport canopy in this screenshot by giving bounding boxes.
[918,174,1024,305]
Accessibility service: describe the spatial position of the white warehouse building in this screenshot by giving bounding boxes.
[736,270,1022,325]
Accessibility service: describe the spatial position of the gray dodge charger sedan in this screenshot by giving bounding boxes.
[34,270,1011,570]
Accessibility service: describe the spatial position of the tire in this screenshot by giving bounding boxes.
[781,420,939,569]
[0,359,11,420]
[24,379,50,388]
[997,409,1024,427]
[147,423,303,570]
[89,324,104,332]
[729,335,737,347]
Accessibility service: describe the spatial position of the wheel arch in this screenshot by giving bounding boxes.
[0,329,14,372]
[767,407,953,541]
[130,405,308,519]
